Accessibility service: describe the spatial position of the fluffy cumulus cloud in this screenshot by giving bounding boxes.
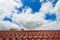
[36,0,60,30]
[0,21,23,30]
[0,0,23,30]
[0,0,60,30]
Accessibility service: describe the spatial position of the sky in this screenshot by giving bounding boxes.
[0,0,60,30]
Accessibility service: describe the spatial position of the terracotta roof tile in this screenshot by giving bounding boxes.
[0,30,60,40]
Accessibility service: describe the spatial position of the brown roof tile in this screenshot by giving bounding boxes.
[0,30,60,40]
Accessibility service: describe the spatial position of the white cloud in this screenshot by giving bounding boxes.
[53,0,60,21]
[12,2,54,30]
[0,0,22,20]
[0,0,60,30]
[0,21,23,30]
[0,0,23,30]
[40,2,53,14]
[35,0,60,30]
[35,21,60,30]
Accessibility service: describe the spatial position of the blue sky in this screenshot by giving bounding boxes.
[0,0,60,30]
[17,0,58,13]
[3,0,58,22]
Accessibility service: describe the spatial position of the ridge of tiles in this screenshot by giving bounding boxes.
[0,30,60,40]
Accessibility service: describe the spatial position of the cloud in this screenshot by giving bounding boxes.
[0,20,23,30]
[0,0,60,30]
[0,0,22,20]
[53,0,60,21]
[0,0,23,30]
[40,2,53,14]
[35,21,60,30]
[35,0,60,30]
[12,1,54,30]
